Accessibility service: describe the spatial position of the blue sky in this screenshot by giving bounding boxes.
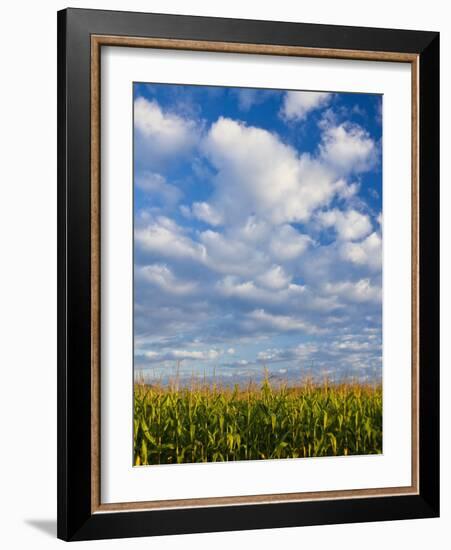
[133,83,382,385]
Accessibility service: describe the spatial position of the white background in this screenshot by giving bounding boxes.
[102,47,412,503]
[0,0,448,548]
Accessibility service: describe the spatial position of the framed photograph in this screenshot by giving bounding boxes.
[57,8,439,541]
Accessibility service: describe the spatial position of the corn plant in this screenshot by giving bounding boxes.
[133,378,382,465]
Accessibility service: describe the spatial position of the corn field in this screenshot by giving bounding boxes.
[133,379,382,465]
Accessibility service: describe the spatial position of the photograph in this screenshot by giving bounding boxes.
[132,83,383,466]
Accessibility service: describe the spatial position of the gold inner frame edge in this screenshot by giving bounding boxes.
[90,35,420,514]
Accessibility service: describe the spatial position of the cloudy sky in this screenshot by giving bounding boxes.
[133,83,382,385]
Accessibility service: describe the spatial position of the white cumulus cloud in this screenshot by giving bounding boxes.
[340,231,382,270]
[317,209,373,241]
[257,265,292,290]
[247,309,324,335]
[143,348,220,363]
[319,121,377,174]
[135,216,206,262]
[323,278,381,303]
[138,264,198,295]
[203,117,343,226]
[135,172,182,206]
[281,91,332,121]
[134,97,200,166]
[190,201,223,226]
[269,224,312,261]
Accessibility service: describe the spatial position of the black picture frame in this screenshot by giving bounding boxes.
[57,7,439,541]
